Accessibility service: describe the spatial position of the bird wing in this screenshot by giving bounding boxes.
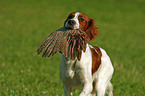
[37,27,89,60]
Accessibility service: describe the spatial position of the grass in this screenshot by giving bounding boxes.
[0,0,145,95]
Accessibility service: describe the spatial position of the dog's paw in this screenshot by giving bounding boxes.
[88,94,95,96]
[80,91,94,96]
[79,91,86,96]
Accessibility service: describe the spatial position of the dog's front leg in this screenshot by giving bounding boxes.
[65,59,76,78]
[79,69,93,96]
[79,82,93,96]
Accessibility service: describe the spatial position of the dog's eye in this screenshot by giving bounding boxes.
[80,18,85,22]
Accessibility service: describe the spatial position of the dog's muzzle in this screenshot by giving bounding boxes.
[68,20,76,25]
[65,20,76,29]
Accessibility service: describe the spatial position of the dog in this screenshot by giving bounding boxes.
[60,12,114,96]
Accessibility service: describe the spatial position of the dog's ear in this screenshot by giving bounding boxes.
[85,18,98,41]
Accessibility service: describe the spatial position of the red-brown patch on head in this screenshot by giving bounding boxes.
[90,46,102,75]
[78,13,98,41]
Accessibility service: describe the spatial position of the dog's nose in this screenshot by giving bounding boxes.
[68,20,76,25]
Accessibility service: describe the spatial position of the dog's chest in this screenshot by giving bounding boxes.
[60,44,92,88]
[60,57,84,88]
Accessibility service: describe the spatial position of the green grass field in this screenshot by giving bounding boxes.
[0,0,145,95]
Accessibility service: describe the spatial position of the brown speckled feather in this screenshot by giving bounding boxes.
[37,27,89,60]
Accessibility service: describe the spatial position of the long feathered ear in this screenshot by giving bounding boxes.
[85,18,98,41]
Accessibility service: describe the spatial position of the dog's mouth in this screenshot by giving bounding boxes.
[65,26,80,30]
[65,26,73,30]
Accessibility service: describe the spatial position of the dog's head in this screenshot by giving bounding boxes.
[64,12,98,41]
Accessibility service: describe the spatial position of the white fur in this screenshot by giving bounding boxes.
[60,44,114,96]
[65,12,80,29]
[72,12,80,29]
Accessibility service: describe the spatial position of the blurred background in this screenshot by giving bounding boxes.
[0,0,145,95]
